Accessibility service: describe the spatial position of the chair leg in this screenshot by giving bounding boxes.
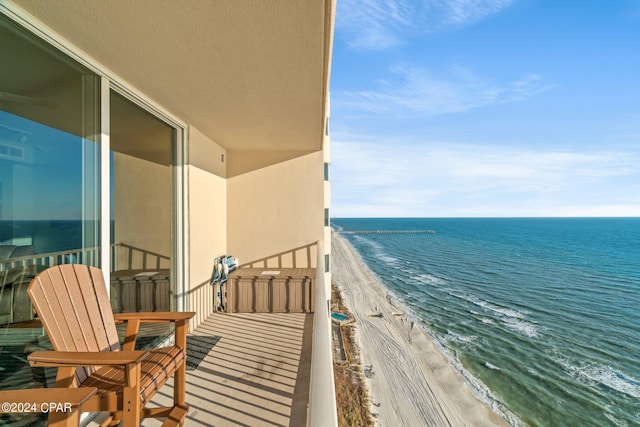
[122,362,141,426]
[122,387,141,426]
[47,411,76,427]
[100,413,119,427]
[174,361,186,407]
[174,320,188,408]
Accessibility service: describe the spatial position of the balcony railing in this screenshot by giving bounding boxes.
[308,240,338,427]
[1,241,338,426]
[0,242,170,273]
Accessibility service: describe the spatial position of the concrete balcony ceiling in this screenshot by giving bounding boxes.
[13,0,334,153]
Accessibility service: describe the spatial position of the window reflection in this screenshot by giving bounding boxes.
[0,14,100,425]
[0,18,177,421]
[109,91,174,313]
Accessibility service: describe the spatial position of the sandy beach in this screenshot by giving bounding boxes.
[332,232,510,427]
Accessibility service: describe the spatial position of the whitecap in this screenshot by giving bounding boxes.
[379,254,398,265]
[444,331,478,346]
[555,357,640,399]
[604,412,628,427]
[353,236,398,265]
[502,318,541,338]
[456,294,526,320]
[484,362,501,370]
[595,367,640,399]
[475,300,524,319]
[433,336,525,427]
[415,273,445,286]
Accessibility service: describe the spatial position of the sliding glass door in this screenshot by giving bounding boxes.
[0,13,182,423]
[110,90,175,312]
[0,14,101,424]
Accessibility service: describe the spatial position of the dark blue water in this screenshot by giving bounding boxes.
[332,218,640,427]
[0,220,113,253]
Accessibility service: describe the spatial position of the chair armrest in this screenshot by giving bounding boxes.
[115,312,195,351]
[28,350,147,368]
[113,312,195,323]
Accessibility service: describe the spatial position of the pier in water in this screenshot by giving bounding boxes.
[336,229,435,235]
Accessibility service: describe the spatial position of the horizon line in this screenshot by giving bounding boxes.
[331,216,640,219]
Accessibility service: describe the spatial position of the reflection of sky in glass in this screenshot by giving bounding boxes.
[0,110,92,220]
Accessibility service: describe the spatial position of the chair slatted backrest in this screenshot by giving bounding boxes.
[28,264,121,384]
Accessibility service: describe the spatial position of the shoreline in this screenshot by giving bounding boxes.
[331,231,510,427]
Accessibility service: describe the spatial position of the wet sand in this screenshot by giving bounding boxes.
[331,232,509,427]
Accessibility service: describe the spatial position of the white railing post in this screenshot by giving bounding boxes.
[308,241,338,427]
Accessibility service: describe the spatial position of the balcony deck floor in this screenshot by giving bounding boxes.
[90,312,313,427]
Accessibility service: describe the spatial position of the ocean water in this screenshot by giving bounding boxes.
[332,218,640,427]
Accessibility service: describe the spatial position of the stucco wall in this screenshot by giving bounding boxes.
[187,126,227,325]
[188,167,226,281]
[227,151,324,267]
[323,135,331,295]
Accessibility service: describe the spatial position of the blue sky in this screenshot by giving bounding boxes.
[330,0,640,217]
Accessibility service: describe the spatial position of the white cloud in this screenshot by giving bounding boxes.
[334,66,553,118]
[336,0,415,49]
[336,0,516,50]
[438,0,515,26]
[330,136,640,217]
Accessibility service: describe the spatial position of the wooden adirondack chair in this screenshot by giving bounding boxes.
[26,264,195,426]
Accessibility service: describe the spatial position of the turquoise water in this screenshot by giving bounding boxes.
[332,312,350,321]
[332,218,640,427]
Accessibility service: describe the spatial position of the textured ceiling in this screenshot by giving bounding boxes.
[13,0,333,152]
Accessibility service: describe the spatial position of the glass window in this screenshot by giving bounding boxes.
[0,13,100,424]
[0,15,182,417]
[0,15,100,288]
[109,90,174,313]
